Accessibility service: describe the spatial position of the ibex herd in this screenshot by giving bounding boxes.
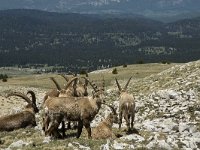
[0,74,135,140]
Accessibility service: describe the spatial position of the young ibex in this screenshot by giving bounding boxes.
[0,91,39,131]
[92,104,118,139]
[115,77,135,131]
[43,78,106,139]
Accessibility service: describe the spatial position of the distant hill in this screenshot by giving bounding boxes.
[0,0,200,22]
[0,9,199,72]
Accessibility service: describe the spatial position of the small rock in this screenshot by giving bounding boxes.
[43,136,51,143]
[8,140,30,148]
[112,141,128,150]
[179,123,190,133]
[120,134,145,142]
[100,140,110,150]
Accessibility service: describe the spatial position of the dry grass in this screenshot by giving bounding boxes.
[0,63,176,89]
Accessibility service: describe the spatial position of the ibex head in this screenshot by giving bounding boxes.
[6,91,39,113]
[115,77,132,94]
[103,103,118,124]
[84,77,106,103]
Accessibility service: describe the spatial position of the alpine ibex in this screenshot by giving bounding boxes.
[115,77,135,131]
[43,78,106,139]
[92,104,118,139]
[42,76,79,134]
[0,91,39,131]
[43,75,89,134]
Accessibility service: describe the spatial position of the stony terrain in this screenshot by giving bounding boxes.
[0,60,199,149]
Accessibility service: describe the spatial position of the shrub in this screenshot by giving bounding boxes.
[0,74,8,82]
[0,74,3,79]
[79,69,87,75]
[2,78,7,82]
[112,68,118,74]
[137,60,144,64]
[161,60,171,64]
[123,64,127,68]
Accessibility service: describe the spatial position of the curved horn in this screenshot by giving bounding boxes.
[59,74,69,82]
[81,77,99,92]
[85,72,89,86]
[50,77,62,91]
[27,90,39,113]
[79,72,89,86]
[64,77,78,90]
[124,76,132,91]
[6,92,32,104]
[103,103,117,115]
[27,90,36,105]
[115,78,122,91]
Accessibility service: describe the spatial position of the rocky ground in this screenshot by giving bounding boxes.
[0,60,199,149]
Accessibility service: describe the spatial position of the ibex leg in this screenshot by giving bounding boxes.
[124,114,131,131]
[119,111,123,129]
[76,121,83,138]
[83,119,91,139]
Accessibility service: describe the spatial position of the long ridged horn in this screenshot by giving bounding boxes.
[6,92,32,104]
[81,77,99,92]
[124,76,132,91]
[27,90,36,105]
[64,77,78,90]
[27,90,39,113]
[102,76,105,91]
[85,73,89,86]
[59,74,69,82]
[81,74,88,86]
[50,77,62,91]
[115,78,122,91]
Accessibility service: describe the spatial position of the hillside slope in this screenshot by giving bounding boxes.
[0,60,199,149]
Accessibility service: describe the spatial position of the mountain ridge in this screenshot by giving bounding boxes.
[0,0,200,22]
[0,9,199,71]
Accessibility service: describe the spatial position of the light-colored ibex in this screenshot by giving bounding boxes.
[115,77,135,131]
[43,78,106,139]
[92,104,118,139]
[0,91,39,131]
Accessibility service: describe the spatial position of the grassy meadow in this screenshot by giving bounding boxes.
[0,63,176,89]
